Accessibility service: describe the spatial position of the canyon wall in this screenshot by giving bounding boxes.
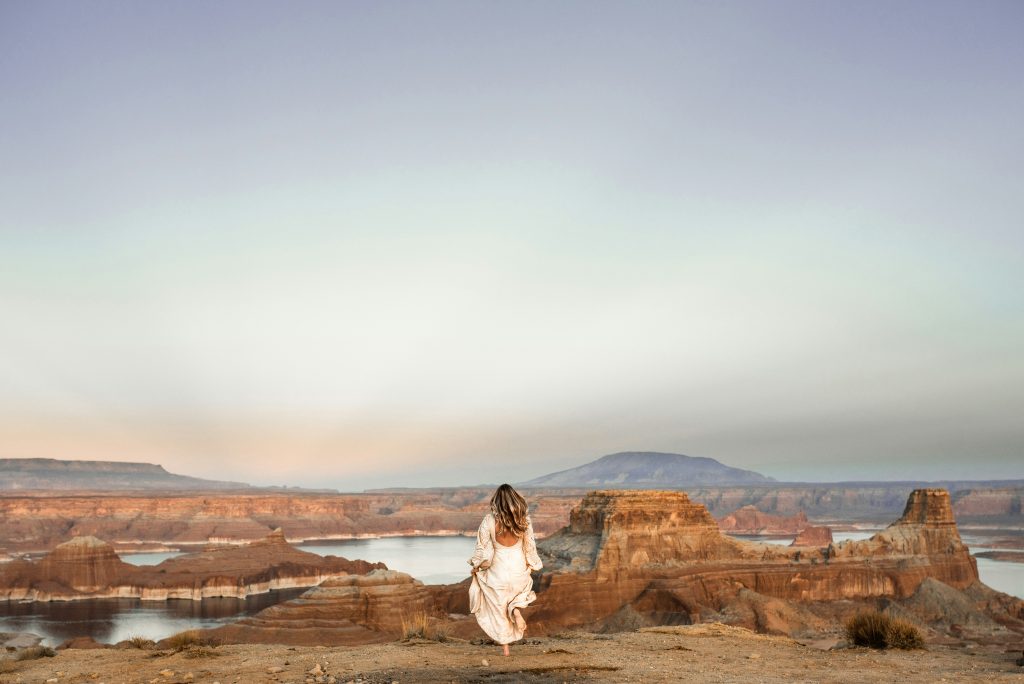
[0,491,578,554]
[1,485,1020,556]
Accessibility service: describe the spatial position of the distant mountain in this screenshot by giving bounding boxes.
[0,458,251,491]
[521,451,775,488]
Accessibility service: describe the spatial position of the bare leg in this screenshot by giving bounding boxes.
[502,643,510,657]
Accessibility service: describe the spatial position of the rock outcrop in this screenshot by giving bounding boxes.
[540,490,751,576]
[790,525,833,547]
[530,488,986,635]
[206,570,471,645]
[718,506,809,535]
[0,530,384,601]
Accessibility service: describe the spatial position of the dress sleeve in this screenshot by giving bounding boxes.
[468,514,494,569]
[524,515,543,571]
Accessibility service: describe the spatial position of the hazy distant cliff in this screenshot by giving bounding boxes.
[0,458,250,491]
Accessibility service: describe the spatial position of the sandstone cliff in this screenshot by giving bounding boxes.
[0,491,578,555]
[0,530,383,602]
[790,525,833,547]
[717,505,809,535]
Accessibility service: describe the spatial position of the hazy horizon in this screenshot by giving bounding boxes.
[2,2,1022,490]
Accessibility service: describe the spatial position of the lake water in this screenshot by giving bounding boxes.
[119,535,477,585]
[0,589,307,647]
[3,534,1020,646]
[0,536,476,646]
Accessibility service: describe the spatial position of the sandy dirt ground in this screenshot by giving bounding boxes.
[2,625,1023,684]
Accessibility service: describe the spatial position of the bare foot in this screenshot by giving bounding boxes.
[502,644,510,657]
[513,608,527,632]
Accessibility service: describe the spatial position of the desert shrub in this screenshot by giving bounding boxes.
[845,612,889,649]
[845,611,924,650]
[400,611,450,641]
[165,630,218,652]
[884,617,925,650]
[124,635,156,650]
[14,646,56,661]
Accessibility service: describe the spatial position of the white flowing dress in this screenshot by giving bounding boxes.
[467,512,543,644]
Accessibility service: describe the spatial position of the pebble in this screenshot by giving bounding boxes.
[267,666,285,674]
[159,671,175,678]
[184,673,194,682]
[46,680,58,684]
[481,658,489,666]
[748,653,760,659]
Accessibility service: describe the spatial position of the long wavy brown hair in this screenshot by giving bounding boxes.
[490,483,529,536]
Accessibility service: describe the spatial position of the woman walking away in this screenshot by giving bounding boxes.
[468,483,543,657]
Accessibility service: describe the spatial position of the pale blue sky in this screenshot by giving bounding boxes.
[1,1,1022,488]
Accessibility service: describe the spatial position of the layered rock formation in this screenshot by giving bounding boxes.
[3,483,1021,556]
[201,487,1017,647]
[717,506,809,535]
[525,488,990,636]
[207,570,465,645]
[540,490,750,576]
[0,530,383,601]
[790,525,833,547]
[0,491,578,554]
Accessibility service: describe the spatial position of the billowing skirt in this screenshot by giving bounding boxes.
[468,544,536,644]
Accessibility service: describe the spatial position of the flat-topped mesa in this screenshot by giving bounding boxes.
[539,490,747,575]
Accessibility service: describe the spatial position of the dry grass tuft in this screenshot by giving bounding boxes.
[845,611,924,650]
[165,630,219,652]
[124,635,156,650]
[400,611,451,642]
[884,617,925,650]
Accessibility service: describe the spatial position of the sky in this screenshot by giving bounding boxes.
[1,1,1022,489]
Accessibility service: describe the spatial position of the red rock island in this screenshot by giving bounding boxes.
[0,529,384,601]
